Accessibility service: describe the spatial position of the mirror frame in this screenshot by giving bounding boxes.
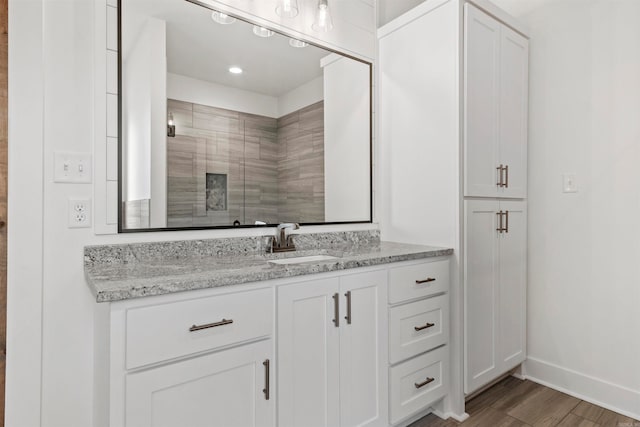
[117,0,374,232]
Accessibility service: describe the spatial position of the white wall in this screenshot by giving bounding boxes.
[122,17,167,227]
[377,0,426,26]
[323,54,371,222]
[167,72,280,118]
[277,76,324,118]
[6,1,376,426]
[490,0,640,418]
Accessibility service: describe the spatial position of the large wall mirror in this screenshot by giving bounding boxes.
[119,0,373,231]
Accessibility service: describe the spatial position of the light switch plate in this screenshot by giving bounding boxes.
[68,199,92,228]
[54,152,92,183]
[563,173,578,193]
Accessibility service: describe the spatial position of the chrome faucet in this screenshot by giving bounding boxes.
[271,223,300,253]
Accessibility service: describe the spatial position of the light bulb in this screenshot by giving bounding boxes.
[275,0,299,18]
[211,11,236,25]
[229,66,243,74]
[312,0,333,32]
[167,113,174,126]
[253,25,275,38]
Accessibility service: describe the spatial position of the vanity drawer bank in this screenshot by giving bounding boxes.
[86,231,453,427]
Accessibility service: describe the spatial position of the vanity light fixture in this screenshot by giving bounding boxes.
[229,66,243,74]
[289,38,308,48]
[312,0,333,32]
[211,11,236,25]
[275,0,299,18]
[253,25,275,38]
[167,113,176,138]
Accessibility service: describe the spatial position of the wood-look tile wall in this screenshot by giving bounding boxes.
[277,101,325,223]
[165,99,324,227]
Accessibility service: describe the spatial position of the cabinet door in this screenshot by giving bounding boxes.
[498,27,529,198]
[498,201,527,369]
[277,278,341,427]
[339,271,388,427]
[125,339,273,427]
[464,200,500,394]
[464,3,500,198]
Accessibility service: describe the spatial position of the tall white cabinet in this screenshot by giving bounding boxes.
[464,4,529,199]
[378,0,530,410]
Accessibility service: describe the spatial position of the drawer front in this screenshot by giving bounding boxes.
[126,287,273,369]
[389,346,448,425]
[389,259,450,304]
[389,294,449,364]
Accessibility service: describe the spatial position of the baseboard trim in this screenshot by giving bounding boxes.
[524,357,640,420]
[432,408,470,423]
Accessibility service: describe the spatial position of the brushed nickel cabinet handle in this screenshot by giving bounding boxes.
[415,377,435,389]
[505,210,509,233]
[263,359,270,400]
[496,211,506,233]
[415,278,436,284]
[333,293,340,327]
[505,165,509,188]
[344,291,352,324]
[414,322,435,331]
[189,318,233,332]
[496,164,504,187]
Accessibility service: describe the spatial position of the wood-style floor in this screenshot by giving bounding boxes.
[411,376,639,427]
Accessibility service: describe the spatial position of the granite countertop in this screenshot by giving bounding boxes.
[84,231,453,302]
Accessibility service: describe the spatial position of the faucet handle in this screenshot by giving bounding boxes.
[277,222,300,231]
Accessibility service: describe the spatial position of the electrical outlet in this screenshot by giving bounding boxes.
[55,152,92,183]
[68,199,92,228]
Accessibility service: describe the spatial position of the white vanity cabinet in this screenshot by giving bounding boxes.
[277,270,388,427]
[464,200,527,393]
[126,339,273,427]
[95,286,276,427]
[387,259,450,425]
[464,3,529,199]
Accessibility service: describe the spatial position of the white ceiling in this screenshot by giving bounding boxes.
[123,0,332,97]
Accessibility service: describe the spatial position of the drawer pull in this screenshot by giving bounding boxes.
[189,318,233,332]
[263,359,270,400]
[344,291,352,325]
[415,278,436,284]
[414,377,435,389]
[414,322,435,331]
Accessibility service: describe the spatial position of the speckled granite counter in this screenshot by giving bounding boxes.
[84,231,453,302]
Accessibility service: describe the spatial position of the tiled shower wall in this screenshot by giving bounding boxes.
[277,101,325,223]
[166,99,324,226]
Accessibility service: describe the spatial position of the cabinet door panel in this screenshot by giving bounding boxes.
[125,340,273,427]
[339,271,387,427]
[498,201,527,369]
[277,278,340,427]
[464,200,500,394]
[464,3,500,197]
[499,26,529,198]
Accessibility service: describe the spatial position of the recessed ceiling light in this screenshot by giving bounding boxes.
[211,11,236,25]
[229,66,243,74]
[289,38,309,48]
[253,26,275,38]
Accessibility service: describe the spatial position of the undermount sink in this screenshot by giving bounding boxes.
[269,255,339,265]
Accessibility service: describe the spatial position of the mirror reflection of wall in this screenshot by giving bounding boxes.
[120,0,371,231]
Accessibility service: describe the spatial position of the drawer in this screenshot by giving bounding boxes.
[389,346,448,425]
[126,287,273,369]
[389,294,449,364]
[389,259,449,304]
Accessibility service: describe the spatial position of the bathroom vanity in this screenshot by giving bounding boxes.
[86,231,453,427]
